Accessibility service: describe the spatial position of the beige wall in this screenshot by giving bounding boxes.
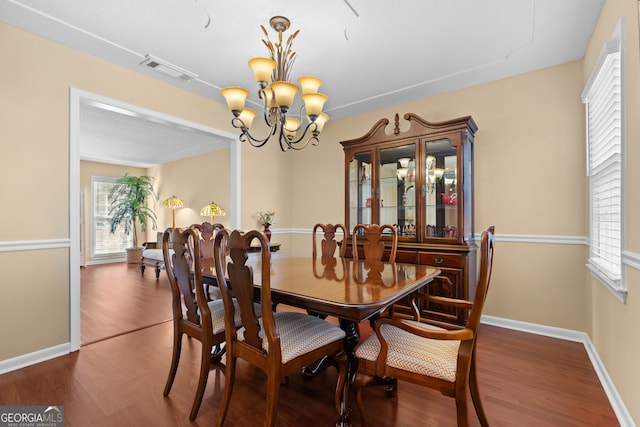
[1,250,69,358]
[149,148,231,232]
[583,0,640,422]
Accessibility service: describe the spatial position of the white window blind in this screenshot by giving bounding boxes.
[582,20,625,299]
[92,176,132,257]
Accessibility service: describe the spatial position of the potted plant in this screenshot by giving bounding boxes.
[108,173,158,263]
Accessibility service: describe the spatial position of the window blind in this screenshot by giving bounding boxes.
[92,176,133,257]
[584,48,623,290]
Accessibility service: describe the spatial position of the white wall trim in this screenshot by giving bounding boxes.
[0,239,70,252]
[230,140,241,229]
[481,315,635,427]
[477,233,588,245]
[85,257,128,266]
[623,250,640,270]
[0,343,70,375]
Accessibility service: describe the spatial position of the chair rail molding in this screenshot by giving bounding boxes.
[623,250,640,271]
[0,238,70,252]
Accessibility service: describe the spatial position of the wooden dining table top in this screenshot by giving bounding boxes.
[200,254,440,323]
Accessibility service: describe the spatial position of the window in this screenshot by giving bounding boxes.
[92,176,132,257]
[582,19,626,302]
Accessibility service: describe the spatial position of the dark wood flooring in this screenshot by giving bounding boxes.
[0,262,619,426]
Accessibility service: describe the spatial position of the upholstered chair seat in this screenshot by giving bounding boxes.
[355,321,460,382]
[238,311,346,363]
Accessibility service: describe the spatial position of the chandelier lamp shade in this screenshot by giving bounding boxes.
[200,202,226,224]
[162,195,185,229]
[220,16,329,151]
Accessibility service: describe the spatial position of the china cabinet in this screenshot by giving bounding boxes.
[340,113,478,324]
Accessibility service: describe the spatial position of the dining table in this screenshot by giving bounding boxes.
[199,253,440,426]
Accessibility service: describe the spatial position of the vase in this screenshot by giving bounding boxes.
[263,224,272,242]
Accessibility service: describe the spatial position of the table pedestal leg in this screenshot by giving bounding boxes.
[334,318,360,426]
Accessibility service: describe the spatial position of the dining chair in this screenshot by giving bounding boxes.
[162,227,258,421]
[190,221,225,300]
[312,223,347,258]
[213,229,348,427]
[191,221,225,261]
[309,223,347,319]
[352,223,399,321]
[352,226,496,427]
[351,223,398,262]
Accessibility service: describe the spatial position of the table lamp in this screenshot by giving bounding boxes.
[200,201,225,224]
[163,195,185,228]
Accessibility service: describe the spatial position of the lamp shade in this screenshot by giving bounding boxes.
[301,93,328,117]
[248,57,276,84]
[270,81,299,108]
[162,195,185,208]
[238,108,257,129]
[298,76,322,94]
[262,87,276,108]
[200,202,226,223]
[312,113,329,133]
[220,86,249,112]
[284,117,300,140]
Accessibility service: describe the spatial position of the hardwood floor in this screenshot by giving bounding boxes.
[80,262,173,345]
[0,263,619,426]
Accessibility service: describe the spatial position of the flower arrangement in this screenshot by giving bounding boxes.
[257,210,276,226]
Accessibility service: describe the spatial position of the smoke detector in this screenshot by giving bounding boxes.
[140,55,198,82]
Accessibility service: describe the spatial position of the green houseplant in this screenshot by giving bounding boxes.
[108,174,158,263]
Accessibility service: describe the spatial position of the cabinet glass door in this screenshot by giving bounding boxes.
[424,138,458,239]
[347,151,372,230]
[379,144,416,237]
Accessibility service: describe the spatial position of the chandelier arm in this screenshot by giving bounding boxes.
[231,117,273,148]
[280,122,319,151]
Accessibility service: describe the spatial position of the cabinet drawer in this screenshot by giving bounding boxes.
[419,252,463,268]
[395,250,418,263]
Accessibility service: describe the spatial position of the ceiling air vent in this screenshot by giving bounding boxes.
[140,55,198,82]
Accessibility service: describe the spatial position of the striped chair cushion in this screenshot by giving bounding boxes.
[355,321,461,382]
[239,311,346,364]
[206,299,261,335]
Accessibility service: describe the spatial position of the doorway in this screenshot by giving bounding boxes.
[69,88,241,350]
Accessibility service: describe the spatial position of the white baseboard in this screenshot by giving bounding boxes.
[481,315,635,427]
[0,343,71,375]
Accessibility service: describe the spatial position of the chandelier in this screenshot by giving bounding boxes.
[220,16,329,151]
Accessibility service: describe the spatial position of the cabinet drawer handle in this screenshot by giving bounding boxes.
[434,257,445,264]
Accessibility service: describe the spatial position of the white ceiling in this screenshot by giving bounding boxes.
[2,0,604,166]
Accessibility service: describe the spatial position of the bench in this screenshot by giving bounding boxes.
[141,232,172,279]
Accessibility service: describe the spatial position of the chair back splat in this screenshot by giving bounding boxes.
[351,223,398,262]
[190,221,224,260]
[312,223,347,258]
[213,229,348,427]
[353,225,496,427]
[190,222,225,300]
